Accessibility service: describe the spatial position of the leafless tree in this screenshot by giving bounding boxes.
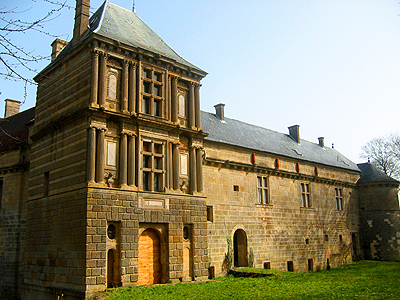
[360,134,400,180]
[0,0,72,102]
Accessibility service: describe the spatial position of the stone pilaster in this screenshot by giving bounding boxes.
[96,128,107,183]
[195,84,201,129]
[172,143,180,190]
[121,60,129,113]
[127,133,136,187]
[99,53,108,107]
[119,132,128,186]
[171,76,178,123]
[188,83,195,128]
[189,146,197,193]
[196,148,203,192]
[90,51,99,107]
[129,63,137,114]
[87,126,97,182]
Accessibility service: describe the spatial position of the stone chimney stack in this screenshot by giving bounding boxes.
[72,0,90,45]
[318,137,325,148]
[214,103,225,121]
[51,38,68,62]
[288,125,300,144]
[4,99,21,118]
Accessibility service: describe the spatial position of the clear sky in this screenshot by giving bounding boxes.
[1,0,400,163]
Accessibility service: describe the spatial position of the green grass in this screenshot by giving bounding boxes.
[103,261,400,300]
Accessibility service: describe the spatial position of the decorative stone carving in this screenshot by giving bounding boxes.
[180,178,188,194]
[105,171,116,187]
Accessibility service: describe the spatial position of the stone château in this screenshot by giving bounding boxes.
[1,1,399,299]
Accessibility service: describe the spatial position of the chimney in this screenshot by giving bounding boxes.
[318,137,325,148]
[4,99,21,118]
[288,125,300,143]
[73,0,90,45]
[51,38,68,62]
[214,103,225,121]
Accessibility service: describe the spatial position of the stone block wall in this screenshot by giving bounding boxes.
[86,188,208,295]
[0,166,28,300]
[204,141,359,277]
[24,116,89,299]
[358,184,400,261]
[34,46,91,134]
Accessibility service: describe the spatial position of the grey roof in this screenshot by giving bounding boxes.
[38,1,205,77]
[357,163,399,184]
[90,2,204,71]
[201,111,360,172]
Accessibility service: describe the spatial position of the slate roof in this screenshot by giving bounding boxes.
[201,111,360,172]
[41,1,205,76]
[357,162,399,184]
[0,107,35,150]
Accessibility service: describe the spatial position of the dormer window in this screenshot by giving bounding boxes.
[142,67,164,117]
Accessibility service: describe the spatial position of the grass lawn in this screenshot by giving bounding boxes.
[102,261,400,300]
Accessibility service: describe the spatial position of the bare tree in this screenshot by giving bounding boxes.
[0,0,72,102]
[360,134,400,180]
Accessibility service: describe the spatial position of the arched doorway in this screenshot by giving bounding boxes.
[233,229,248,267]
[107,249,115,288]
[138,228,162,285]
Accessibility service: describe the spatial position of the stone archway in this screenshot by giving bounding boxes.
[233,229,248,267]
[107,249,115,288]
[138,228,162,285]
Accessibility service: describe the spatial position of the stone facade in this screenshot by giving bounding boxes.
[0,1,399,300]
[203,141,360,277]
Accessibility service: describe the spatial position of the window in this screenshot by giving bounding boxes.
[301,183,311,207]
[44,172,50,196]
[257,176,269,204]
[335,188,343,210]
[142,140,164,192]
[0,179,3,209]
[287,261,294,272]
[206,206,213,222]
[142,68,163,117]
[233,185,239,192]
[308,259,313,272]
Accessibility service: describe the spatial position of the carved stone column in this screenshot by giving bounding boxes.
[119,132,128,186]
[127,134,136,186]
[98,53,108,107]
[87,126,97,182]
[128,63,137,114]
[121,60,129,112]
[96,128,106,183]
[172,143,179,190]
[188,83,195,128]
[171,76,178,123]
[90,51,99,106]
[195,84,201,129]
[189,146,197,193]
[196,148,203,192]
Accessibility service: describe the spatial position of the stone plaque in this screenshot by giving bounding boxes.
[108,74,117,99]
[107,142,117,166]
[180,154,188,176]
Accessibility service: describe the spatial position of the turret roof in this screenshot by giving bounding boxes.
[357,162,399,185]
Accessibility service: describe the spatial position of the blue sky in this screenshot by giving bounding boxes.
[1,0,400,163]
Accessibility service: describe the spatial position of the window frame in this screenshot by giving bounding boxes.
[335,187,343,210]
[142,139,165,192]
[257,176,270,205]
[141,67,164,117]
[301,183,311,207]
